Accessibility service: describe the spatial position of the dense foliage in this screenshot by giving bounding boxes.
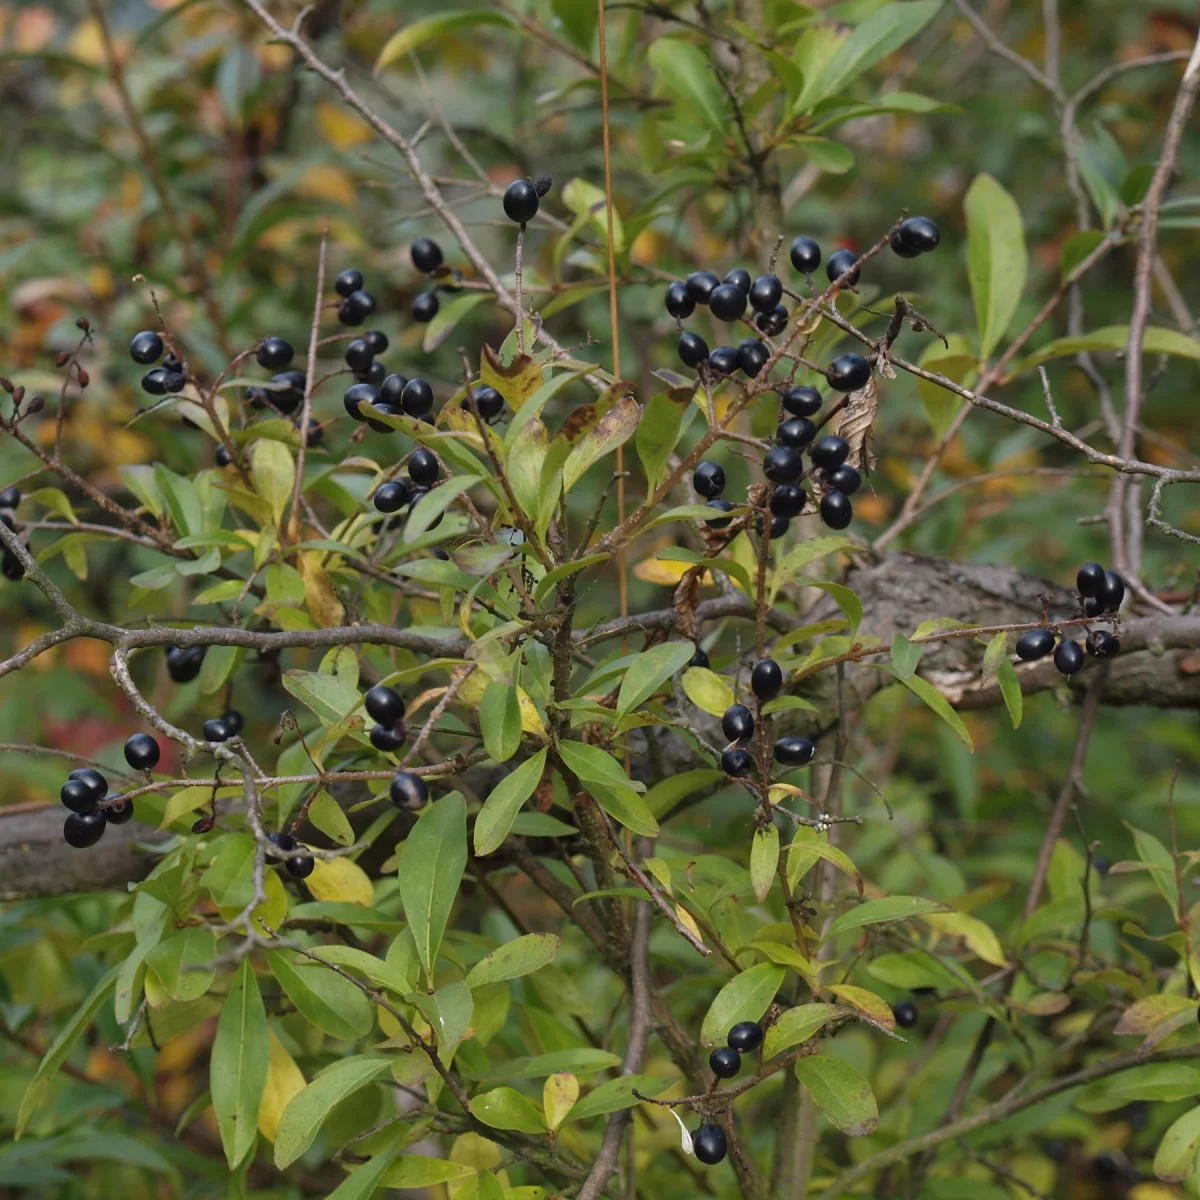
[1,2,1199,1198]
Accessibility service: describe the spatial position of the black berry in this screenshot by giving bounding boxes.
[64,810,105,849]
[141,368,169,396]
[1098,570,1124,613]
[751,658,783,700]
[106,797,134,825]
[1086,629,1121,659]
[708,346,738,376]
[391,771,429,809]
[256,337,293,370]
[1015,629,1055,661]
[344,383,380,421]
[380,373,408,405]
[203,718,234,743]
[709,283,747,323]
[1083,597,1103,618]
[61,779,97,813]
[826,353,871,392]
[1054,640,1085,676]
[286,854,315,879]
[892,1001,919,1028]
[344,338,374,372]
[721,748,752,776]
[338,290,376,326]
[130,331,164,365]
[401,378,435,418]
[820,489,853,530]
[335,268,365,297]
[124,733,160,771]
[727,1021,763,1052]
[678,332,709,368]
[374,480,411,514]
[363,329,389,355]
[770,483,807,518]
[756,306,788,337]
[408,448,438,486]
[665,281,695,319]
[693,1123,727,1166]
[503,179,540,223]
[764,446,803,484]
[470,386,504,421]
[2,550,23,581]
[163,372,187,394]
[826,248,860,286]
[896,216,940,255]
[889,229,920,259]
[365,684,405,726]
[774,737,815,766]
[693,461,726,499]
[757,513,790,539]
[810,435,849,471]
[778,417,817,449]
[412,291,439,323]
[710,1046,741,1078]
[686,271,721,305]
[721,704,754,744]
[269,830,296,852]
[216,443,234,467]
[782,386,821,417]
[749,274,783,313]
[828,464,862,495]
[724,268,751,293]
[370,723,406,752]
[690,644,709,669]
[1076,561,1105,597]
[411,237,443,273]
[223,709,244,735]
[705,498,734,528]
[0,486,19,509]
[269,370,305,414]
[166,645,205,683]
[790,236,822,274]
[737,338,769,377]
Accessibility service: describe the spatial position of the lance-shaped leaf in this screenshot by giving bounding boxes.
[399,792,468,973]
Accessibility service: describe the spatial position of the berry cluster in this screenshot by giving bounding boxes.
[60,753,139,849]
[716,659,815,778]
[692,1021,764,1165]
[371,447,442,527]
[129,330,186,397]
[1014,562,1123,676]
[334,267,377,326]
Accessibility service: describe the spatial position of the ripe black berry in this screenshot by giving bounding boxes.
[0,486,19,509]
[124,733,160,771]
[286,854,315,879]
[1086,629,1121,659]
[470,385,504,421]
[1054,640,1084,676]
[364,329,389,355]
[223,709,244,735]
[724,268,751,293]
[412,291,440,322]
[820,489,853,530]
[737,338,769,377]
[503,179,540,223]
[693,461,726,499]
[374,480,411,514]
[269,370,305,414]
[408,448,438,486]
[708,346,738,376]
[756,306,788,336]
[130,330,164,365]
[203,718,234,743]
[686,271,721,305]
[268,830,296,852]
[344,383,380,421]
[826,353,871,392]
[757,513,790,539]
[710,1046,741,1078]
[790,236,822,274]
[1098,570,1124,613]
[764,446,803,484]
[690,644,709,669]
[721,748,752,776]
[370,723,406,751]
[749,274,783,313]
[892,1001,919,1028]
[344,338,374,372]
[365,684,405,726]
[339,290,376,326]
[67,767,107,805]
[166,645,206,683]
[141,368,169,396]
[751,658,783,700]
[1076,561,1105,597]
[828,464,862,495]
[298,417,323,447]
[721,704,754,744]
[727,1021,764,1052]
[163,372,187,394]
[1083,597,1103,618]
[705,498,734,528]
[665,281,696,319]
[380,373,408,405]
[770,483,806,518]
[1015,629,1055,661]
[401,378,435,417]
[411,237,444,273]
[782,386,821,417]
[896,216,940,254]
[810,435,850,471]
[889,229,920,259]
[678,332,709,368]
[709,283,747,323]
[391,771,429,809]
[335,268,365,297]
[2,550,23,581]
[106,798,134,825]
[778,418,816,449]
[64,810,105,849]
[826,248,860,286]
[256,337,294,370]
[61,779,96,813]
[693,1123,728,1166]
[774,737,815,766]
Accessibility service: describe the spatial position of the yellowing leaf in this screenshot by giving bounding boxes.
[251,439,294,526]
[300,553,345,628]
[457,668,547,739]
[298,164,357,207]
[543,1073,579,1132]
[306,857,374,907]
[258,1027,306,1142]
[681,666,734,717]
[923,911,1006,967]
[827,985,895,1031]
[316,102,372,148]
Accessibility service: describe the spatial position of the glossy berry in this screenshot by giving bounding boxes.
[751,658,783,700]
[71,768,108,801]
[269,370,305,414]
[64,810,106,849]
[141,368,169,396]
[770,483,807,519]
[678,332,709,368]
[364,329,389,355]
[709,283,747,323]
[411,237,443,273]
[1054,640,1085,676]
[1098,570,1124,613]
[749,274,783,313]
[693,461,726,499]
[686,271,721,305]
[335,268,365,297]
[61,779,97,813]
[1015,629,1055,661]
[826,353,871,392]
[391,771,429,809]
[339,290,376,326]
[737,339,769,377]
[374,480,411,514]
[401,378,435,417]
[1086,629,1121,659]
[166,645,205,683]
[820,489,853,530]
[693,1123,728,1166]
[503,178,540,223]
[223,709,244,735]
[0,486,19,509]
[124,733,160,771]
[1083,597,1103,618]
[778,417,816,450]
[889,229,920,259]
[286,854,315,879]
[256,336,293,370]
[774,737,815,766]
[764,446,803,484]
[470,385,504,421]
[370,723,406,752]
[106,798,134,825]
[790,236,822,274]
[826,248,860,286]
[896,216,940,255]
[408,448,438,486]
[782,386,822,417]
[756,306,788,337]
[892,1001,919,1028]
[757,513,790,539]
[412,291,439,322]
[721,748,752,777]
[203,718,234,743]
[728,1021,764,1053]
[2,551,23,581]
[380,373,408,405]
[365,684,405,726]
[810,436,850,471]
[722,704,755,744]
[690,644,710,669]
[356,358,385,386]
[665,281,695,319]
[1076,561,1105,597]
[828,464,862,495]
[268,830,296,852]
[163,372,187,394]
[344,383,380,421]
[344,338,374,372]
[710,1046,741,1078]
[130,330,164,364]
[724,268,752,293]
[708,346,738,376]
[705,498,734,528]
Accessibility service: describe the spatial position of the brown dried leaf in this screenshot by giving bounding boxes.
[832,375,879,472]
[673,567,703,644]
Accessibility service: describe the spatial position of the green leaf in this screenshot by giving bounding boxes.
[584,782,660,838]
[27,486,77,524]
[481,681,522,764]
[965,172,1027,358]
[751,825,780,903]
[16,966,118,1138]
[474,749,547,856]
[763,1004,846,1058]
[1121,162,1156,208]
[889,667,974,750]
[1076,1064,1200,1113]
[250,439,294,526]
[1128,823,1180,920]
[265,950,375,1040]
[155,465,203,538]
[399,792,468,973]
[557,739,644,791]
[699,964,786,1046]
[647,38,727,133]
[1015,324,1200,372]
[787,836,864,895]
[469,1048,623,1082]
[644,768,723,818]
[813,1,940,105]
[996,659,1023,729]
[635,387,692,494]
[470,1087,546,1133]
[301,945,412,994]
[616,641,696,718]
[566,1074,676,1123]
[147,926,217,1001]
[406,475,479,543]
[562,177,625,251]
[282,669,360,727]
[916,334,975,439]
[551,0,598,49]
[794,1055,878,1136]
[211,958,269,1168]
[120,464,165,517]
[1060,230,1107,283]
[466,933,559,988]
[533,554,611,607]
[379,1157,478,1189]
[826,895,948,937]
[375,10,516,73]
[198,644,241,695]
[325,1149,400,1200]
[890,632,922,680]
[274,1056,392,1168]
[794,578,863,638]
[866,950,966,993]
[796,136,854,174]
[681,666,735,717]
[308,791,355,847]
[423,291,487,353]
[1154,1104,1200,1181]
